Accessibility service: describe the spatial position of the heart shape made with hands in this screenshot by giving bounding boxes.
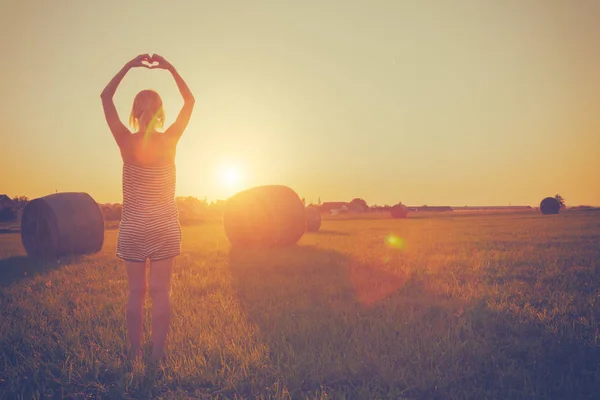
[141,54,161,68]
[142,60,159,68]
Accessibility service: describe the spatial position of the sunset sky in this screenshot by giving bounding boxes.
[2,0,599,206]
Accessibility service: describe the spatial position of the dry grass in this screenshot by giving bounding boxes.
[1,210,599,399]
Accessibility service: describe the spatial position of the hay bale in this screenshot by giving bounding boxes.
[21,192,104,259]
[540,197,560,215]
[390,203,408,219]
[305,206,322,232]
[223,185,307,248]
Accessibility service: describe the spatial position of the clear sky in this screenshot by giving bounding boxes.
[2,0,599,206]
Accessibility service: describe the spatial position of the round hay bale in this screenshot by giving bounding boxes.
[21,192,105,259]
[223,185,307,248]
[390,203,408,219]
[305,206,322,232]
[540,197,560,215]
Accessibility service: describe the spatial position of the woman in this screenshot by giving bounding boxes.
[100,53,195,362]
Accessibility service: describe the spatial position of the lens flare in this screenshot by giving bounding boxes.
[385,234,405,250]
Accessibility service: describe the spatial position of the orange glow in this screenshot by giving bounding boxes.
[216,162,245,197]
[2,1,599,206]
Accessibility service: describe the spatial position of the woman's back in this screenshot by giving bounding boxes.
[119,131,178,167]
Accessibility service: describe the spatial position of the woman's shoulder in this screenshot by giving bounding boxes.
[130,131,176,142]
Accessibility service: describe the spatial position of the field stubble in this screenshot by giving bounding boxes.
[1,210,599,399]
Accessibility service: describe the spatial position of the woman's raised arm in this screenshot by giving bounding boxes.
[152,54,195,140]
[101,54,150,146]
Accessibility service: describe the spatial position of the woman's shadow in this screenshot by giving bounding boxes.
[228,244,410,393]
[228,244,600,399]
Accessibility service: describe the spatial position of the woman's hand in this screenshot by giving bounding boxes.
[150,54,174,71]
[126,54,152,69]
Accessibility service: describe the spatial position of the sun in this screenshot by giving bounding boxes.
[223,168,240,187]
[218,164,243,191]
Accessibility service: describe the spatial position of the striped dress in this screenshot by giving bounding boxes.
[116,163,182,262]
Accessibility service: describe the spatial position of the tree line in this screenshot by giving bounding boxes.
[100,196,226,223]
[0,193,569,223]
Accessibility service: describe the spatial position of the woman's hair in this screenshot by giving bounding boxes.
[129,89,165,131]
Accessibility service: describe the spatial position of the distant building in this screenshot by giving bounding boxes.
[320,202,349,215]
[320,201,371,214]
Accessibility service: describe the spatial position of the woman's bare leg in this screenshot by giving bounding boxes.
[149,257,174,361]
[126,261,147,360]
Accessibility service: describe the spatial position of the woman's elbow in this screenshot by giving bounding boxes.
[185,96,196,108]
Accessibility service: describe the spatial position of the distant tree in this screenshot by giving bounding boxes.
[12,195,29,208]
[100,203,122,221]
[554,194,566,209]
[110,204,122,220]
[350,198,368,212]
[176,196,209,222]
[208,200,226,217]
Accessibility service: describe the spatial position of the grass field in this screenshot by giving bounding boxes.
[1,210,600,399]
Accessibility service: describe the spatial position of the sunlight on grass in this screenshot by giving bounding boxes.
[1,211,600,398]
